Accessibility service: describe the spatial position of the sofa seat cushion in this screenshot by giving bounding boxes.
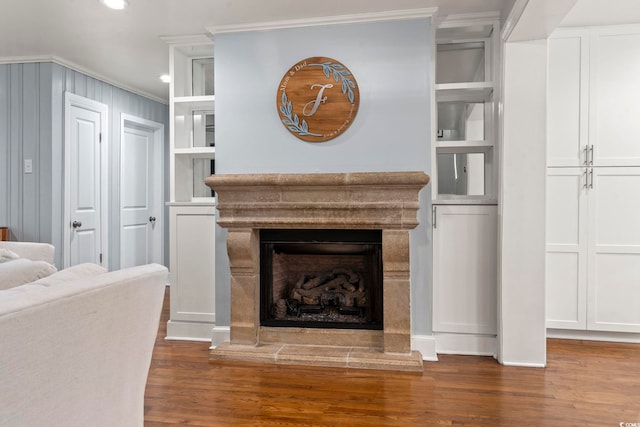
[0,258,57,290]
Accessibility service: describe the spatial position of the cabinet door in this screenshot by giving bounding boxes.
[546,168,588,329]
[168,204,216,339]
[587,167,640,332]
[590,28,640,166]
[547,35,588,167]
[433,205,497,334]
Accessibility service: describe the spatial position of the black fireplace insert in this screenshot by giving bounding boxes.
[260,229,383,330]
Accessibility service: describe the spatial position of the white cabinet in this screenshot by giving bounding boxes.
[547,33,588,167]
[431,17,500,355]
[548,27,640,168]
[546,167,640,333]
[167,204,216,339]
[546,168,588,329]
[433,205,497,335]
[547,25,640,336]
[165,35,217,341]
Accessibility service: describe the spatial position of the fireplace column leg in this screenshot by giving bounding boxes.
[382,230,412,354]
[227,229,260,345]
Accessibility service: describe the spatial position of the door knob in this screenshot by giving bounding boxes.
[72,220,82,228]
[149,216,156,225]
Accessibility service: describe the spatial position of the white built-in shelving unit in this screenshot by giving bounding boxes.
[431,14,500,356]
[164,35,217,341]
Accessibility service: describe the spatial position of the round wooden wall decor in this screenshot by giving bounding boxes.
[277,57,360,142]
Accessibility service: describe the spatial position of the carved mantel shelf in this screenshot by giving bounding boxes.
[205,171,430,230]
[205,171,430,372]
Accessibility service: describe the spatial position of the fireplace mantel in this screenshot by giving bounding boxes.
[205,171,430,372]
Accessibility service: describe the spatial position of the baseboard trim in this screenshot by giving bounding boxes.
[500,361,546,368]
[210,326,231,348]
[411,335,438,361]
[434,333,497,356]
[165,320,214,342]
[547,328,640,343]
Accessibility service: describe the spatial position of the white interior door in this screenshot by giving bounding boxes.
[64,93,108,268]
[120,115,164,269]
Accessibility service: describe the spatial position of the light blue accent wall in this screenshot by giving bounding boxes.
[214,18,434,335]
[0,62,169,269]
[0,63,54,247]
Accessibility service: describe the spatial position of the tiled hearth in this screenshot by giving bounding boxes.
[205,172,429,372]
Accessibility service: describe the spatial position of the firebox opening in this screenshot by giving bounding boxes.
[260,229,383,330]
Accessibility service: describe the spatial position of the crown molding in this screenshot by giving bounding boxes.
[501,0,529,41]
[207,8,438,35]
[0,55,167,104]
[159,33,214,46]
[436,11,501,29]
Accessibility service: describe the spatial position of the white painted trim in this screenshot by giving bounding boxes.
[160,34,214,46]
[501,361,546,368]
[411,335,439,361]
[0,55,167,104]
[166,321,214,342]
[436,11,501,29]
[63,92,109,269]
[434,333,497,356]
[119,113,165,268]
[501,0,529,42]
[547,329,640,344]
[210,326,231,348]
[207,8,438,35]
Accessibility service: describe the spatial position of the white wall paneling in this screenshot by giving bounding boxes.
[0,62,169,269]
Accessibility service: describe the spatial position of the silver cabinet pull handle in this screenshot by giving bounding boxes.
[589,145,594,165]
[72,220,82,228]
[583,145,589,166]
[589,168,594,189]
[432,206,437,229]
[583,169,588,189]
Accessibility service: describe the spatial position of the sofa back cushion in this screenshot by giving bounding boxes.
[0,258,57,290]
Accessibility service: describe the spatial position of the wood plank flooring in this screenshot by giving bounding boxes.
[145,289,640,426]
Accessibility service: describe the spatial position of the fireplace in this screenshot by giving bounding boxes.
[260,229,382,330]
[205,172,429,371]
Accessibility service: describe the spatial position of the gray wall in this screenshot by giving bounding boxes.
[0,62,169,269]
[214,18,434,334]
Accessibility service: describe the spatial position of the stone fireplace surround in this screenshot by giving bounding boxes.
[205,171,430,372]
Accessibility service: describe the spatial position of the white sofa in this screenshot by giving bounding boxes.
[0,242,167,427]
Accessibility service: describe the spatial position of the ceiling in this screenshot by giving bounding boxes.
[0,0,510,103]
[1,0,636,104]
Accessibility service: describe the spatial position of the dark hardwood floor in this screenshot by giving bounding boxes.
[145,289,640,426]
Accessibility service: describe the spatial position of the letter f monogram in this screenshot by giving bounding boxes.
[302,84,334,116]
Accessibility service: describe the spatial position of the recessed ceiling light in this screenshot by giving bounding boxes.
[101,0,129,10]
[160,74,171,84]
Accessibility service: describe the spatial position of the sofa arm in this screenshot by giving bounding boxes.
[0,242,55,264]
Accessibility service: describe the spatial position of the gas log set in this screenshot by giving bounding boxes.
[260,229,383,330]
[274,267,367,321]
